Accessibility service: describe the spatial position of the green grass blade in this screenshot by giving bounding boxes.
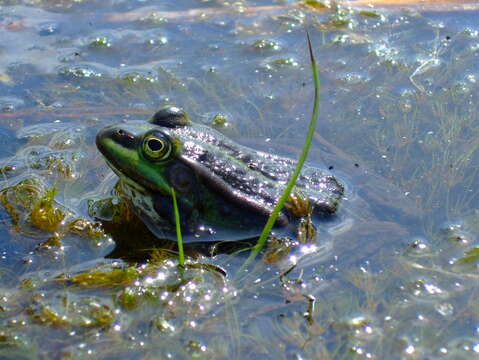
[241,32,321,269]
[171,188,185,268]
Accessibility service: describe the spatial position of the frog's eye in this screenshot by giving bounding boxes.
[142,132,172,161]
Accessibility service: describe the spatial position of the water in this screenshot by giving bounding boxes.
[0,0,478,359]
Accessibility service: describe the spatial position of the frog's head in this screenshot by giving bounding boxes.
[96,107,192,196]
[96,106,286,242]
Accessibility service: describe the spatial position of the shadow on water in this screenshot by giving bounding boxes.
[101,205,256,263]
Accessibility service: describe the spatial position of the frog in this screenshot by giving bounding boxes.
[95,106,344,243]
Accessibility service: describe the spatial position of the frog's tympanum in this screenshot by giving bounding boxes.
[96,107,344,242]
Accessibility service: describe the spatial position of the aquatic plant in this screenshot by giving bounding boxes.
[30,187,65,232]
[171,188,185,268]
[243,32,321,267]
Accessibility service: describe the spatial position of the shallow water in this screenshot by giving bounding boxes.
[0,0,479,359]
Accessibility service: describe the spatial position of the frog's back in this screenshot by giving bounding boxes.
[175,124,344,217]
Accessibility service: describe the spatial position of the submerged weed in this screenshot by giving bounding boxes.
[27,296,115,330]
[300,0,331,10]
[0,178,66,233]
[263,237,295,264]
[65,266,140,288]
[68,219,106,240]
[296,216,317,243]
[458,247,479,264]
[30,187,65,232]
[285,192,312,217]
[0,178,43,228]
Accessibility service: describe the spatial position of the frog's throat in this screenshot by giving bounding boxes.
[105,159,150,194]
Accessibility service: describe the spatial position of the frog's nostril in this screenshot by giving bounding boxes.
[97,127,137,149]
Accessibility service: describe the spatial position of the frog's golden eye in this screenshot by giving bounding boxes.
[142,132,172,161]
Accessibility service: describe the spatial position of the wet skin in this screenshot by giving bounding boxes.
[96,107,344,242]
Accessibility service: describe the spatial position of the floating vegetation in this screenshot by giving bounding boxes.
[211,113,228,127]
[458,247,479,264]
[269,57,299,68]
[68,219,106,241]
[263,237,295,264]
[274,9,305,30]
[36,233,62,250]
[58,66,103,79]
[0,178,54,231]
[0,177,111,254]
[358,10,382,19]
[144,36,168,47]
[27,296,115,330]
[120,72,157,85]
[89,36,112,49]
[300,0,330,10]
[139,12,168,25]
[49,257,230,327]
[296,216,316,243]
[64,265,140,288]
[284,192,312,217]
[327,13,351,28]
[251,39,281,52]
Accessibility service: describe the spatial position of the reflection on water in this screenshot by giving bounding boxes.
[0,0,478,358]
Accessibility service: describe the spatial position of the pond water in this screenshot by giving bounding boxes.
[0,0,479,359]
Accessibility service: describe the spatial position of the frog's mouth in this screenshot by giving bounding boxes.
[103,158,150,194]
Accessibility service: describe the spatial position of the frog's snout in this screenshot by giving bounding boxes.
[96,126,138,155]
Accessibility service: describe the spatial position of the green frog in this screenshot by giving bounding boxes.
[96,107,344,243]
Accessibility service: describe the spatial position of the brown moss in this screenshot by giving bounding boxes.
[67,267,140,288]
[284,192,312,218]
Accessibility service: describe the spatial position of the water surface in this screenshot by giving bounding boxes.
[0,0,478,359]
